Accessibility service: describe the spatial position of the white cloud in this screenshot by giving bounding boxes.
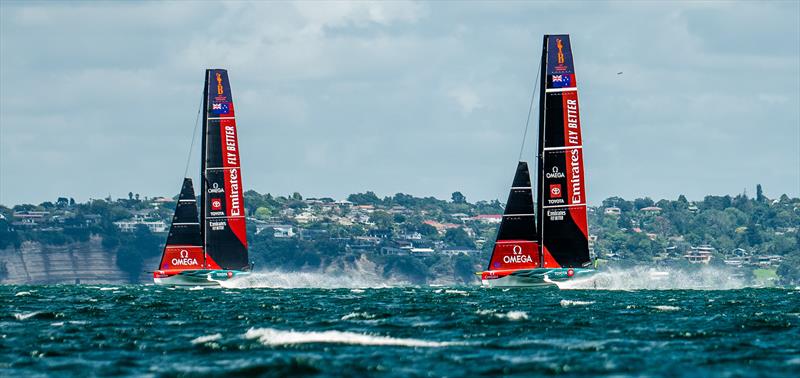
[0,1,798,205]
[447,86,484,114]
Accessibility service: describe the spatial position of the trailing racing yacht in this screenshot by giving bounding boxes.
[479,35,596,288]
[154,69,251,286]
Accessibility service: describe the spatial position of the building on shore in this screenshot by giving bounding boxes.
[684,245,714,264]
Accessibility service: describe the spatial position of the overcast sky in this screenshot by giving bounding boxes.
[1,1,798,206]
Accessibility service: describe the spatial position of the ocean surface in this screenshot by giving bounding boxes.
[2,282,799,377]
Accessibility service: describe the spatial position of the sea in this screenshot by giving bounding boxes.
[2,271,799,377]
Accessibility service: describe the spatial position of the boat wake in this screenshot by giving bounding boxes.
[244,327,464,348]
[561,266,749,290]
[214,270,407,289]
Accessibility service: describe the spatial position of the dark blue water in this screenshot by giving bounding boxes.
[2,285,799,377]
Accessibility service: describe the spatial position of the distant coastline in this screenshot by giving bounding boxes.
[1,188,798,285]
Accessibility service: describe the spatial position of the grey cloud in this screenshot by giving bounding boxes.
[1,1,797,206]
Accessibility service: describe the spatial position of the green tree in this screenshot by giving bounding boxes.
[418,223,438,236]
[370,211,394,229]
[254,207,272,220]
[451,191,466,204]
[444,228,475,248]
[347,191,382,206]
[633,197,654,210]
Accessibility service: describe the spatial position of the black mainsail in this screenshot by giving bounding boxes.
[200,69,249,270]
[535,34,590,268]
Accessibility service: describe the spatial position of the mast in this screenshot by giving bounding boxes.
[200,69,249,271]
[536,35,548,268]
[200,71,210,269]
[536,34,591,268]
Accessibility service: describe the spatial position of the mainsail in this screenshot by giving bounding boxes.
[158,178,204,271]
[535,34,590,268]
[200,69,249,270]
[486,162,542,271]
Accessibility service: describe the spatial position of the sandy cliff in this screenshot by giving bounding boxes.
[0,236,156,284]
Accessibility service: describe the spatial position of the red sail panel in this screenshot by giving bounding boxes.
[201,69,249,271]
[488,241,540,271]
[159,246,205,272]
[537,34,590,268]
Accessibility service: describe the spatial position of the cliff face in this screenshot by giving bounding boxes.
[0,237,478,285]
[0,236,156,284]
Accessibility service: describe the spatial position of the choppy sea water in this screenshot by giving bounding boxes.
[2,285,799,377]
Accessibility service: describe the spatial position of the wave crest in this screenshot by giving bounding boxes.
[244,328,462,347]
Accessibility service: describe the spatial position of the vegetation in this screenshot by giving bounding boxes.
[1,186,798,285]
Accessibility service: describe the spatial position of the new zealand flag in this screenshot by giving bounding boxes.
[211,102,230,115]
[551,74,572,88]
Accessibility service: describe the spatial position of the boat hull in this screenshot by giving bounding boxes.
[481,268,597,288]
[153,269,251,287]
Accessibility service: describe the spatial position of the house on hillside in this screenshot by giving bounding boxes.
[685,245,714,264]
[641,206,662,214]
[469,214,502,224]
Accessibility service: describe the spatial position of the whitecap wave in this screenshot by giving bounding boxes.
[14,291,32,296]
[560,299,595,307]
[476,309,528,321]
[191,333,222,344]
[340,312,376,321]
[650,305,681,311]
[244,328,462,347]
[14,311,40,320]
[499,311,528,321]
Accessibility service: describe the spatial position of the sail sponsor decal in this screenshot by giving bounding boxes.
[561,91,581,147]
[210,198,222,211]
[541,207,589,267]
[543,91,581,148]
[488,241,540,271]
[564,148,585,205]
[549,184,562,198]
[542,148,585,206]
[546,35,574,76]
[160,246,204,270]
[209,70,235,117]
[220,119,241,169]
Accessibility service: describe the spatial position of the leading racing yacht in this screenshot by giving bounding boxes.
[154,69,251,286]
[479,35,596,288]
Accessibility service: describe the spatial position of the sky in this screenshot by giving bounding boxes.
[1,1,798,206]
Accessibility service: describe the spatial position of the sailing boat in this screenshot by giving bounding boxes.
[154,69,251,286]
[479,35,595,287]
